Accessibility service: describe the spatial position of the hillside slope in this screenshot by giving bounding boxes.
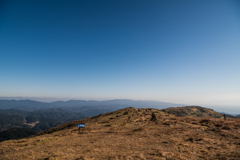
[0,107,240,159]
[162,106,223,118]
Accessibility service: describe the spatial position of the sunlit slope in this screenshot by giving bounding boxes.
[0,107,240,160]
[162,106,223,118]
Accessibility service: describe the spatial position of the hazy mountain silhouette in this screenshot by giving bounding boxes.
[0,99,184,112]
[0,100,52,111]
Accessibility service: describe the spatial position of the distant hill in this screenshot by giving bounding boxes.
[162,106,224,118]
[67,106,116,117]
[235,115,240,118]
[51,99,182,109]
[53,99,185,117]
[30,117,64,132]
[0,108,88,136]
[0,100,52,111]
[0,113,62,133]
[0,113,26,132]
[28,108,87,120]
[0,97,70,102]
[0,99,184,114]
[0,128,37,142]
[0,108,87,120]
[0,108,28,116]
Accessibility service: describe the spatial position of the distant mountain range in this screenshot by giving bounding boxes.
[0,99,184,111]
[0,97,70,102]
[0,108,87,121]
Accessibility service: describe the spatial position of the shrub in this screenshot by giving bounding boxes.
[150,112,157,121]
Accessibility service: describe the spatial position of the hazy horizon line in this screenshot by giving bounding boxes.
[0,96,179,103]
[0,96,239,107]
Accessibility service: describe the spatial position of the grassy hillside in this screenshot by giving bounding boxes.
[1,107,239,159]
[162,106,224,118]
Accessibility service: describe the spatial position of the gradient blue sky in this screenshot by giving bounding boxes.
[0,0,240,108]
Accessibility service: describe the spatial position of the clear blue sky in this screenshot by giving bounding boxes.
[0,0,240,107]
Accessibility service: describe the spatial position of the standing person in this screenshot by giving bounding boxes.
[224,114,226,121]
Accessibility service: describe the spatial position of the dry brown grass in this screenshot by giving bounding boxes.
[0,107,240,160]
